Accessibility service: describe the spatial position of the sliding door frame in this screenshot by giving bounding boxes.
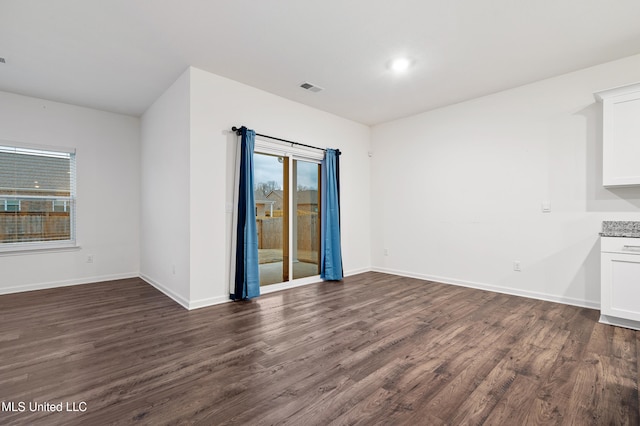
[254,137,324,294]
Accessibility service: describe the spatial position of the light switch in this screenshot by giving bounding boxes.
[541,201,551,213]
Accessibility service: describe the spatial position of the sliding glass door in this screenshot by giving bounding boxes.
[253,152,321,287]
[292,160,321,279]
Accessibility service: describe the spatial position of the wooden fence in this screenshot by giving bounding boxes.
[257,214,318,252]
[0,212,70,243]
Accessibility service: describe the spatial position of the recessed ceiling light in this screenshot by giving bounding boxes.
[390,57,411,72]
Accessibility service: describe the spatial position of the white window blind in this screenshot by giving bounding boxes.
[0,144,76,251]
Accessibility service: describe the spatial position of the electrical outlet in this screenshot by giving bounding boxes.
[384,248,389,256]
[513,261,521,272]
[87,254,94,264]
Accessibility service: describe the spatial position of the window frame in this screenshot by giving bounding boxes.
[0,141,78,254]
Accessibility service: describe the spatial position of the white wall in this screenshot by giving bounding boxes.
[0,91,140,293]
[13,51,640,311]
[188,67,371,307]
[371,54,640,308]
[140,69,191,306]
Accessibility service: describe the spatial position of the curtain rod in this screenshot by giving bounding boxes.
[231,126,340,155]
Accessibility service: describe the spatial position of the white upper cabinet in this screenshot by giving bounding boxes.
[595,82,640,187]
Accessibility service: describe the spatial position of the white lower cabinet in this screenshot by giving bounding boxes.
[600,237,640,330]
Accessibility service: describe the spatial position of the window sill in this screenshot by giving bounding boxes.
[0,242,81,256]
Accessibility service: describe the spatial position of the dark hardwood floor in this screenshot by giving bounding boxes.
[0,272,638,425]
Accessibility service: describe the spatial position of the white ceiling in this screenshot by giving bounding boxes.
[2,0,640,125]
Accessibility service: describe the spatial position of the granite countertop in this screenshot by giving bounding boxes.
[600,221,640,238]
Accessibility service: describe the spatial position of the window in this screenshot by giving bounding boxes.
[0,144,76,251]
[52,200,69,212]
[3,199,20,212]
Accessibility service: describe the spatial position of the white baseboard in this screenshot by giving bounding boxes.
[138,274,232,310]
[138,274,191,310]
[4,266,593,313]
[371,266,600,310]
[188,295,231,310]
[0,272,139,295]
[344,266,372,277]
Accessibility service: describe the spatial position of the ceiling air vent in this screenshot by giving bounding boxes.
[300,82,323,93]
